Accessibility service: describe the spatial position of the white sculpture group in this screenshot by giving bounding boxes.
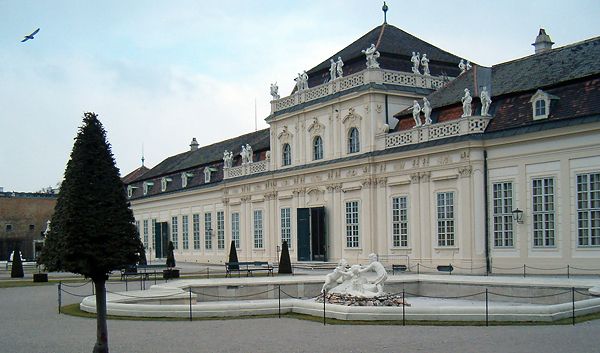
[240,144,253,165]
[329,56,344,81]
[322,254,388,297]
[411,97,432,127]
[362,44,381,69]
[295,71,309,91]
[270,83,279,100]
[410,52,430,76]
[223,150,234,168]
[458,59,472,74]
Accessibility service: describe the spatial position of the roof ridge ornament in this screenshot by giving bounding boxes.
[382,2,388,24]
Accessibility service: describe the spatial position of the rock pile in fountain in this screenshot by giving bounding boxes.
[316,292,410,307]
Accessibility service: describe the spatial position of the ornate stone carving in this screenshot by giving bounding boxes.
[346,169,357,177]
[270,82,279,100]
[480,86,492,116]
[459,165,473,178]
[342,107,363,126]
[307,118,324,136]
[462,88,473,117]
[420,171,431,183]
[438,155,450,165]
[278,125,293,141]
[376,104,383,114]
[377,177,388,186]
[362,43,380,69]
[460,150,470,161]
[240,195,251,202]
[264,191,278,200]
[410,173,420,184]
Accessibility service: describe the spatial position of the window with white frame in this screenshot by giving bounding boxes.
[391,196,408,247]
[345,201,360,248]
[181,172,188,188]
[348,127,360,154]
[143,181,154,196]
[436,192,455,247]
[161,177,171,192]
[282,143,291,166]
[493,182,514,247]
[217,211,225,250]
[135,220,140,235]
[254,210,263,248]
[204,212,212,250]
[534,99,545,117]
[192,214,201,250]
[171,216,178,250]
[576,172,600,247]
[313,136,323,160]
[281,208,291,248]
[142,220,148,249]
[182,215,189,250]
[231,212,240,249]
[151,219,156,249]
[532,177,555,247]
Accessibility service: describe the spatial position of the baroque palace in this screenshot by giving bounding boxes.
[123,20,600,274]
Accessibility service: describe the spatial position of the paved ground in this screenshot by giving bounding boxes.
[2,273,600,353]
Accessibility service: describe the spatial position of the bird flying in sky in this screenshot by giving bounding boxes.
[21,28,40,43]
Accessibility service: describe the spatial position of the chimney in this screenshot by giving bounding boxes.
[532,28,554,54]
[189,138,199,151]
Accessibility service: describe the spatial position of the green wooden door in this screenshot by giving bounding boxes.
[297,208,310,261]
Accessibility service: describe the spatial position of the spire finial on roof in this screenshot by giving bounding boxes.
[141,144,145,166]
[382,2,388,24]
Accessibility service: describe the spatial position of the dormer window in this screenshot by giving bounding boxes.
[161,177,172,192]
[127,185,138,198]
[181,172,194,188]
[530,89,559,121]
[204,167,217,183]
[143,181,154,196]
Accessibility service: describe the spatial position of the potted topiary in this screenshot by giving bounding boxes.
[278,241,293,275]
[10,245,25,279]
[163,241,179,279]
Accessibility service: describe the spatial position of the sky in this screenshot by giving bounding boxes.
[1,0,599,192]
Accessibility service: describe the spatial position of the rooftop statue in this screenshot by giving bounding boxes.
[422,97,432,125]
[336,56,344,78]
[480,86,492,116]
[466,60,472,71]
[362,43,380,69]
[329,59,337,81]
[241,145,253,165]
[411,51,420,74]
[458,59,466,74]
[421,53,430,76]
[412,100,422,127]
[223,150,233,168]
[270,82,280,100]
[461,88,473,117]
[294,71,309,91]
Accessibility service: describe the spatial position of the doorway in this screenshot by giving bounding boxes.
[297,207,326,261]
[154,222,169,259]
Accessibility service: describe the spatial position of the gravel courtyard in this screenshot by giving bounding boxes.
[1,281,600,353]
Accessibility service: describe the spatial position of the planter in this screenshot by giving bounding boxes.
[163,269,180,279]
[33,273,48,282]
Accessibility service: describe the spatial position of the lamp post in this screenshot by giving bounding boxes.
[512,208,524,224]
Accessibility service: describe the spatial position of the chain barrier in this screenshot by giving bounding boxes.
[403,291,486,300]
[487,290,572,299]
[196,287,276,299]
[569,266,600,271]
[60,280,93,288]
[525,265,568,271]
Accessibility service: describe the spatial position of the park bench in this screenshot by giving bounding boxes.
[225,261,274,277]
[120,264,168,281]
[391,264,408,275]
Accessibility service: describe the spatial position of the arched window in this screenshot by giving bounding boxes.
[313,136,323,160]
[282,143,291,166]
[348,127,360,154]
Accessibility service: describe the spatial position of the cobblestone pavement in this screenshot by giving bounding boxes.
[1,281,600,353]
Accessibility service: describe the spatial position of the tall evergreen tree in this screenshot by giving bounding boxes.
[10,244,24,278]
[278,241,292,274]
[39,112,142,353]
[227,240,239,270]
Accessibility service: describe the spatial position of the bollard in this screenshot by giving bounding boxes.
[278,285,281,319]
[189,287,193,322]
[58,282,62,314]
[485,288,489,327]
[523,264,526,278]
[417,263,420,275]
[567,265,570,279]
[323,291,326,326]
[572,287,575,326]
[125,276,128,291]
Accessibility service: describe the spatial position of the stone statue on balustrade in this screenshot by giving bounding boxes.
[362,44,380,69]
[461,88,473,117]
[270,83,280,100]
[336,56,344,78]
[466,60,472,71]
[458,59,466,74]
[480,86,492,116]
[241,145,253,165]
[422,97,432,125]
[411,51,420,74]
[295,71,309,92]
[412,100,422,127]
[329,59,337,81]
[322,253,389,297]
[223,150,233,168]
[421,53,430,76]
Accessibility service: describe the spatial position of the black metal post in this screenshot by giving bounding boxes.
[323,291,326,326]
[125,276,128,291]
[189,287,193,322]
[567,265,570,279]
[402,289,406,326]
[207,267,210,279]
[92,281,95,295]
[58,282,62,314]
[278,285,281,318]
[572,287,575,326]
[485,288,489,327]
[523,264,526,278]
[417,263,420,275]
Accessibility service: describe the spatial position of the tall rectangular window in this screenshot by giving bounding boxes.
[217,211,225,250]
[231,212,240,249]
[345,201,360,248]
[281,208,291,248]
[577,172,600,247]
[532,178,555,247]
[142,220,149,249]
[493,182,514,247]
[392,196,408,247]
[437,192,455,247]
[204,212,212,250]
[151,219,157,249]
[171,216,179,250]
[254,210,263,249]
[182,215,189,250]
[193,214,201,250]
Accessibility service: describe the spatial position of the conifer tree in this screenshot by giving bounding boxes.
[39,112,142,353]
[10,244,24,278]
[278,241,292,274]
[228,240,239,270]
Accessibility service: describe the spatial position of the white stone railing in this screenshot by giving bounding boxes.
[385,116,492,149]
[224,159,270,180]
[271,68,449,114]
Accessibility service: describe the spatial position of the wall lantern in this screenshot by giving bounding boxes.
[512,208,524,224]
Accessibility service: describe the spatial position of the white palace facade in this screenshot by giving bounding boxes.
[123,23,600,274]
